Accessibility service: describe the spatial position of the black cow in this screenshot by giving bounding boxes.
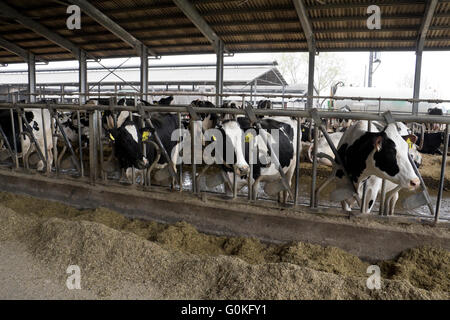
[415,131,444,155]
[105,112,180,175]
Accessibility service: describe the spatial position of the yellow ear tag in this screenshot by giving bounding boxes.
[245,133,253,143]
[142,131,150,142]
[407,138,413,150]
[109,133,115,141]
[212,135,217,141]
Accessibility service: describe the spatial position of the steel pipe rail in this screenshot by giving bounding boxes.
[1,103,450,125]
[3,91,450,105]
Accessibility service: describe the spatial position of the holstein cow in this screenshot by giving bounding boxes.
[307,132,344,167]
[105,111,180,183]
[0,108,53,172]
[326,120,420,214]
[216,116,300,203]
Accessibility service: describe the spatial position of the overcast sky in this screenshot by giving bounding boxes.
[2,51,449,99]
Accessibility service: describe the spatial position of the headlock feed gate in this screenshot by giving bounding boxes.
[0,92,449,261]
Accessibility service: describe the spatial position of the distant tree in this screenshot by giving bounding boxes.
[275,52,346,107]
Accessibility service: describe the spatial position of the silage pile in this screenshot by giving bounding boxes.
[0,192,448,299]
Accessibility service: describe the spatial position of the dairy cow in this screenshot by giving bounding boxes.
[105,111,180,182]
[326,120,420,213]
[216,116,300,202]
[0,108,53,172]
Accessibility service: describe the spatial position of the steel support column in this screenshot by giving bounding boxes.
[412,51,423,114]
[79,50,88,104]
[413,0,438,114]
[215,40,224,107]
[27,52,36,103]
[140,44,149,101]
[307,50,315,109]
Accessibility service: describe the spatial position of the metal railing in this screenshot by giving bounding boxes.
[0,93,449,224]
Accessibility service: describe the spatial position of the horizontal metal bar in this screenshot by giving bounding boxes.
[3,91,450,105]
[1,103,450,124]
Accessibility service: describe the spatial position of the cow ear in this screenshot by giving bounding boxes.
[374,135,383,152]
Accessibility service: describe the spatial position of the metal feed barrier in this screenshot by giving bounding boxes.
[0,92,449,224]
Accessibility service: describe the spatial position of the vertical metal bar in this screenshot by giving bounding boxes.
[307,51,315,109]
[191,120,197,193]
[379,179,386,215]
[178,112,183,191]
[89,111,98,184]
[79,50,88,105]
[412,50,423,115]
[27,52,36,103]
[97,109,105,181]
[77,110,84,177]
[435,124,449,222]
[248,138,253,201]
[140,44,149,102]
[41,108,49,172]
[9,109,19,169]
[215,40,224,108]
[360,120,371,213]
[294,117,301,205]
[129,107,135,185]
[50,108,58,176]
[310,119,319,207]
[16,108,26,169]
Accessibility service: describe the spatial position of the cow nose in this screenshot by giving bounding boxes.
[236,164,249,175]
[409,178,420,189]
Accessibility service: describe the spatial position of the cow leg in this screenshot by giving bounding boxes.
[383,186,401,216]
[388,192,399,216]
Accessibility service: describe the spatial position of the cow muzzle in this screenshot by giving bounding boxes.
[234,164,249,176]
[409,178,420,190]
[136,158,149,170]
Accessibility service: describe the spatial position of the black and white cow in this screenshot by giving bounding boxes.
[0,108,53,172]
[104,111,180,182]
[307,132,344,167]
[324,120,420,214]
[216,116,300,202]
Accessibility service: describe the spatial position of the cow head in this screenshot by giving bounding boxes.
[107,125,148,170]
[369,123,420,190]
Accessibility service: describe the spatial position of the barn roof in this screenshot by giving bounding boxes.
[0,0,449,64]
[0,61,288,86]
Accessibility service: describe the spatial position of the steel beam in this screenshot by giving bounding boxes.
[413,0,438,114]
[215,40,224,107]
[0,2,82,59]
[173,0,226,53]
[307,51,315,109]
[293,0,315,109]
[27,53,36,103]
[292,0,316,52]
[79,50,88,104]
[0,36,29,61]
[140,44,149,101]
[67,0,157,56]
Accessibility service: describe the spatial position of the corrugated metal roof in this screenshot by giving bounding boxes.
[0,0,449,63]
[0,64,287,86]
